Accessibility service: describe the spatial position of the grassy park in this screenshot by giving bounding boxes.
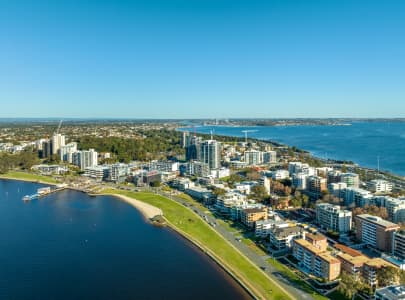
[103,188,293,300]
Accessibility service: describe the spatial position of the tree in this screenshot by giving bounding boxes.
[377,266,399,287]
[250,185,268,202]
[338,272,361,299]
[246,170,261,181]
[212,187,226,197]
[352,205,388,220]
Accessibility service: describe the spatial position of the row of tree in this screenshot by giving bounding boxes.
[76,129,184,163]
[0,149,39,174]
[339,267,405,299]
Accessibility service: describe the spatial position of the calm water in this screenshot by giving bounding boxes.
[183,121,405,176]
[0,180,251,300]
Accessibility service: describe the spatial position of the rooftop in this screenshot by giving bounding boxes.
[334,244,364,257]
[365,258,396,268]
[272,226,303,239]
[306,233,327,242]
[337,253,370,266]
[294,239,323,255]
[318,252,341,264]
[376,285,405,300]
[356,214,400,229]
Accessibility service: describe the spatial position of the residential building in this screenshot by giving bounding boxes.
[185,186,214,204]
[51,133,65,155]
[368,180,393,193]
[343,187,373,207]
[60,142,77,163]
[185,136,202,161]
[292,239,341,281]
[292,173,308,190]
[84,166,109,181]
[259,176,271,195]
[72,149,98,170]
[375,285,405,300]
[384,198,405,223]
[187,161,210,177]
[337,252,370,278]
[328,182,347,198]
[355,214,400,252]
[109,163,129,182]
[307,175,327,196]
[363,258,397,287]
[269,226,304,251]
[255,219,289,238]
[240,207,268,228]
[244,150,263,165]
[305,233,328,252]
[316,203,352,233]
[272,169,290,180]
[215,191,247,215]
[199,140,221,169]
[149,161,179,172]
[340,173,360,188]
[393,231,405,260]
[262,151,277,164]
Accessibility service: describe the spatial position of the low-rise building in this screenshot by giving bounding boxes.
[255,219,289,238]
[84,166,109,181]
[185,186,214,204]
[292,239,341,281]
[368,180,393,194]
[269,226,304,251]
[241,207,268,228]
[375,285,405,300]
[363,258,397,287]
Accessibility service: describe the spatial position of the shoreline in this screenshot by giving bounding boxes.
[2,176,293,300]
[178,126,405,178]
[0,175,59,186]
[102,190,293,300]
[100,193,163,220]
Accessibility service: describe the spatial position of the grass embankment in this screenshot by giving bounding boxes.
[103,188,293,300]
[266,258,328,300]
[0,171,60,185]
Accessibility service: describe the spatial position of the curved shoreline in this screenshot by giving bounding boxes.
[100,193,163,220]
[0,174,59,186]
[105,190,294,300]
[2,176,292,300]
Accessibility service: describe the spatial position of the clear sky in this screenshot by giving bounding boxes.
[1,0,404,118]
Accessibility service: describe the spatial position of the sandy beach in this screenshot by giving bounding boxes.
[111,194,163,219]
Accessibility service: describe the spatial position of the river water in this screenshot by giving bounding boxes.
[0,179,251,300]
[181,121,405,176]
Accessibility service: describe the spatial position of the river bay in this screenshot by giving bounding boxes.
[0,179,251,300]
[182,121,405,176]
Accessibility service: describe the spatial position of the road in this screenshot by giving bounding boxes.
[151,188,318,300]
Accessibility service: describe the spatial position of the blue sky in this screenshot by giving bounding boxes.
[1,0,404,118]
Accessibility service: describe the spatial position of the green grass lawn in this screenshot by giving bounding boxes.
[267,258,329,300]
[0,171,60,184]
[104,188,292,300]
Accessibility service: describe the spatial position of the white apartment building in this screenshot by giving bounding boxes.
[244,150,263,165]
[255,219,289,238]
[368,180,393,193]
[72,149,98,170]
[51,134,65,155]
[340,173,360,188]
[60,142,77,163]
[316,203,352,233]
[292,173,308,190]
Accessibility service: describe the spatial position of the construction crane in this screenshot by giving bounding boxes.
[241,130,258,143]
[55,120,63,135]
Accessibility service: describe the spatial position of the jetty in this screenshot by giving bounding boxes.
[22,185,67,201]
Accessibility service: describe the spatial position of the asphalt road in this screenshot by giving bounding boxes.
[154,189,317,300]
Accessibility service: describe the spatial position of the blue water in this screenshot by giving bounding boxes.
[182,122,405,176]
[0,179,251,300]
